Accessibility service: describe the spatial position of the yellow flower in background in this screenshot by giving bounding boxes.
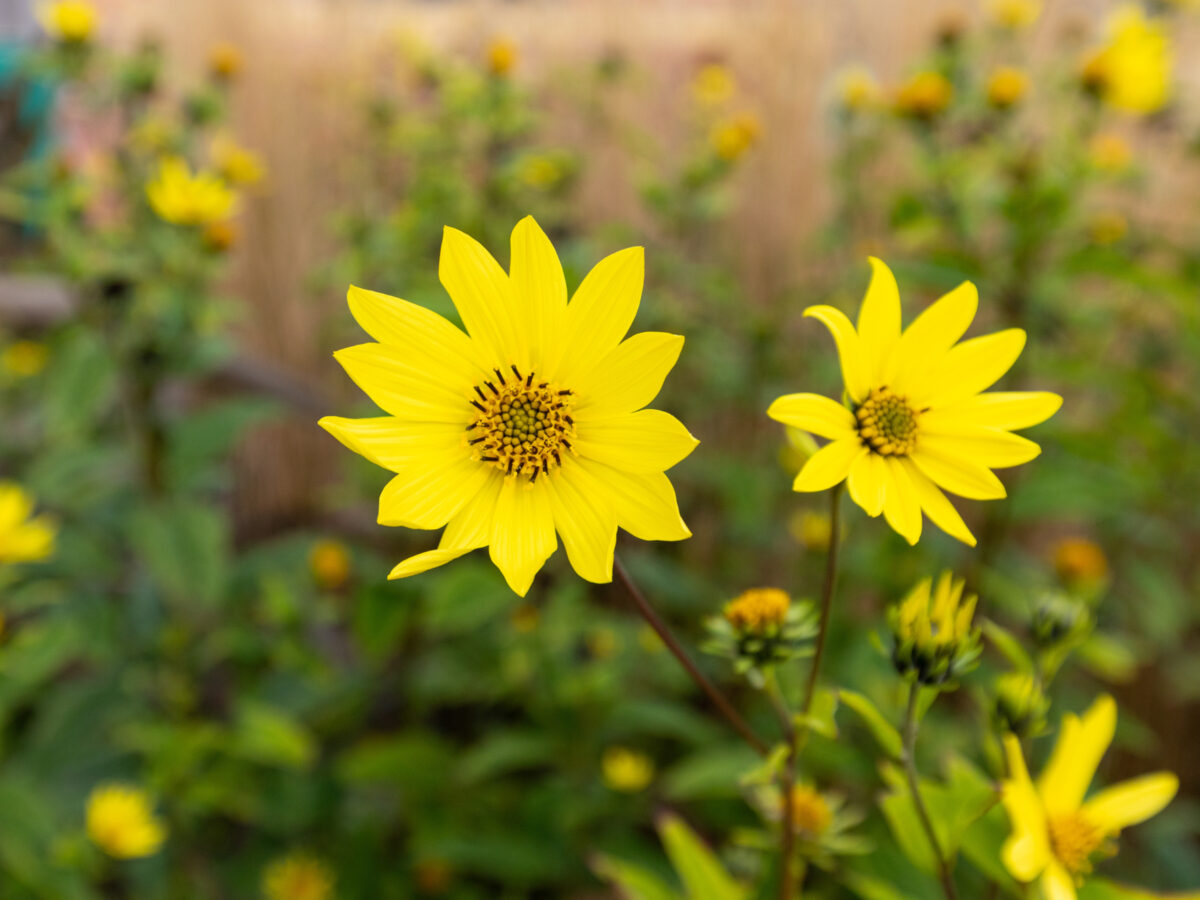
[724,587,790,633]
[486,38,517,76]
[693,63,736,106]
[37,0,97,44]
[768,258,1061,546]
[211,135,265,186]
[788,784,833,837]
[209,41,243,81]
[789,509,832,551]
[203,220,238,253]
[1001,696,1178,899]
[85,784,166,859]
[2,340,49,378]
[835,65,882,113]
[319,216,695,596]
[0,482,56,564]
[128,115,177,155]
[889,571,980,685]
[602,746,655,793]
[309,539,351,590]
[1082,5,1172,115]
[894,71,953,119]
[1090,210,1128,245]
[520,154,564,189]
[987,66,1029,109]
[987,0,1043,29]
[1088,133,1133,173]
[263,852,335,900]
[1052,536,1109,587]
[146,157,237,226]
[711,112,762,161]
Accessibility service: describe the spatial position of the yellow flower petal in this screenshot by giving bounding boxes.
[905,462,977,546]
[766,393,857,440]
[793,438,866,492]
[917,328,1027,408]
[557,246,644,385]
[389,547,475,579]
[318,417,468,472]
[910,446,1007,500]
[1001,733,1051,882]
[580,460,691,541]
[803,305,870,402]
[378,456,492,529]
[545,458,618,583]
[1040,861,1078,900]
[440,472,504,549]
[572,332,684,417]
[332,344,474,424]
[509,216,567,375]
[892,281,978,396]
[924,391,1061,431]
[1082,772,1178,833]
[573,410,698,474]
[848,451,887,517]
[882,457,922,544]
[439,226,522,370]
[918,429,1042,469]
[489,479,557,596]
[856,257,902,386]
[1038,695,1116,814]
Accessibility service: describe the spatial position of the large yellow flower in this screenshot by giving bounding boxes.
[1001,696,1178,899]
[320,216,696,596]
[768,259,1060,546]
[0,482,56,565]
[146,157,237,226]
[85,784,166,859]
[1083,5,1172,115]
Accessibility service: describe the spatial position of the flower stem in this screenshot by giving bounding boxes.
[615,556,767,756]
[765,672,798,900]
[901,681,959,900]
[798,484,843,725]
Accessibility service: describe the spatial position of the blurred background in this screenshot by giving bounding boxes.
[0,0,1198,897]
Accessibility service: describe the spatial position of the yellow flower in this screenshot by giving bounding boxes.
[319,216,695,596]
[987,0,1042,29]
[2,340,49,378]
[486,38,517,77]
[1088,133,1133,173]
[262,852,334,900]
[987,66,1030,109]
[602,746,655,793]
[895,71,953,119]
[788,784,833,837]
[724,587,790,633]
[789,509,832,551]
[128,115,177,155]
[520,155,563,189]
[203,220,238,253]
[0,482,56,564]
[37,0,97,44]
[1089,211,1128,245]
[1001,696,1178,898]
[1052,536,1108,586]
[768,258,1061,545]
[85,784,166,859]
[209,41,242,81]
[1082,5,1172,115]
[889,571,980,685]
[693,63,735,107]
[146,157,237,226]
[711,112,762,161]
[835,65,882,113]
[211,135,265,186]
[309,539,351,590]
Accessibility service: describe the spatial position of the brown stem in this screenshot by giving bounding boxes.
[615,556,767,756]
[766,674,798,900]
[902,682,959,900]
[799,485,843,722]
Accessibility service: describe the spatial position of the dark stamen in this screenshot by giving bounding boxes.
[553,450,561,465]
[494,368,507,385]
[557,389,572,396]
[530,468,540,483]
[564,416,574,425]
[525,373,534,387]
[512,364,523,379]
[471,400,486,412]
[538,382,548,389]
[481,455,499,462]
[469,437,486,445]
[466,422,477,431]
[485,380,499,396]
[474,385,486,401]
[506,459,514,474]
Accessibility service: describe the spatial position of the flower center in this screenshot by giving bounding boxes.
[855,387,919,456]
[789,786,832,837]
[467,365,575,483]
[1048,811,1105,876]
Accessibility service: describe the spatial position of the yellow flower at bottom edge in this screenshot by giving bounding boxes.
[0,482,56,564]
[37,0,97,44]
[146,156,237,226]
[602,746,655,793]
[1001,695,1178,899]
[768,258,1061,546]
[319,216,696,596]
[263,852,335,900]
[86,784,166,859]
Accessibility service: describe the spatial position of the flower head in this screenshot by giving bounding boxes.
[987,0,1042,29]
[263,852,334,900]
[710,112,761,161]
[789,509,832,551]
[1081,5,1172,115]
[208,41,242,81]
[602,746,655,793]
[319,217,695,596]
[895,71,953,119]
[2,340,49,378]
[987,66,1029,109]
[1052,536,1109,589]
[37,0,97,44]
[724,587,790,632]
[310,539,351,590]
[767,258,1061,545]
[486,38,517,77]
[834,65,882,113]
[888,571,980,686]
[788,784,833,837]
[693,63,736,107]
[211,135,265,186]
[1001,696,1178,897]
[707,588,816,676]
[1088,133,1133,173]
[85,784,166,859]
[0,482,56,565]
[146,157,236,226]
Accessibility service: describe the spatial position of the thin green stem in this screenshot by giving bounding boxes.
[901,682,959,900]
[798,485,844,728]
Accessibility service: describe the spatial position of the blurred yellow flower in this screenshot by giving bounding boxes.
[211,135,265,186]
[263,852,334,900]
[37,0,97,44]
[1052,536,1109,586]
[486,38,517,77]
[895,71,953,119]
[1088,133,1133,173]
[1090,210,1128,245]
[319,216,694,596]
[0,482,56,565]
[987,66,1030,109]
[788,509,832,551]
[693,63,736,107]
[987,0,1043,29]
[85,784,166,859]
[128,115,177,155]
[724,587,790,633]
[2,340,49,378]
[146,157,237,226]
[1001,695,1178,899]
[203,220,238,253]
[835,65,882,113]
[711,112,762,161]
[209,41,242,81]
[309,539,351,590]
[602,746,655,793]
[520,155,563,189]
[768,258,1061,545]
[1082,5,1172,115]
[788,784,833,837]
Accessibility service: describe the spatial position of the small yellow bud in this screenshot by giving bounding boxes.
[889,572,980,686]
[895,71,953,119]
[1089,133,1133,173]
[1052,536,1109,586]
[835,65,882,113]
[262,853,334,900]
[789,510,832,552]
[692,63,736,107]
[208,42,242,81]
[788,784,833,837]
[85,784,166,859]
[987,66,1029,109]
[987,0,1042,30]
[486,38,517,77]
[1,340,49,378]
[309,539,351,590]
[602,746,655,793]
[710,112,762,161]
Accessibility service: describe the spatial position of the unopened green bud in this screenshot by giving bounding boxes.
[889,572,981,687]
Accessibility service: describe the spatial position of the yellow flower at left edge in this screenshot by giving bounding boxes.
[146,156,237,226]
[0,482,56,564]
[37,0,97,44]
[85,784,166,859]
[767,258,1061,546]
[319,216,696,597]
[1001,695,1178,900]
[263,852,335,900]
[1082,5,1172,115]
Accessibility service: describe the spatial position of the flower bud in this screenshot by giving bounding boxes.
[888,572,981,687]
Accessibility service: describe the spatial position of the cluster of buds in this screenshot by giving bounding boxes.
[1030,590,1093,650]
[888,572,981,687]
[704,588,817,679]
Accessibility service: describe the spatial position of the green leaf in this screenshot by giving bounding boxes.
[794,687,839,739]
[1079,880,1200,900]
[663,744,760,800]
[1076,631,1139,684]
[231,700,315,770]
[456,730,556,785]
[841,871,925,900]
[839,690,902,759]
[657,813,747,900]
[128,500,228,607]
[980,619,1033,672]
[592,854,685,900]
